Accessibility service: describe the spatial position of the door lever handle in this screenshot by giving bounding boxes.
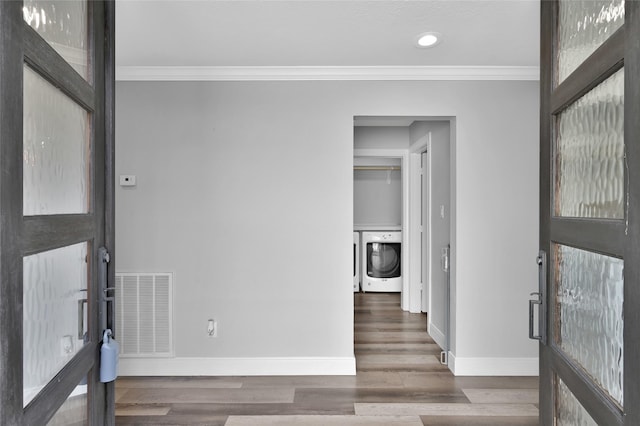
[529,250,547,343]
[78,298,88,339]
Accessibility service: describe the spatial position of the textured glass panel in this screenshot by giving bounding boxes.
[557,0,624,83]
[556,378,598,426]
[23,243,89,406]
[47,378,88,426]
[555,68,624,219]
[555,244,624,406]
[23,66,90,215]
[22,0,89,79]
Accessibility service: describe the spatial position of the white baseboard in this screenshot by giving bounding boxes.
[427,321,446,350]
[447,352,538,376]
[119,356,356,376]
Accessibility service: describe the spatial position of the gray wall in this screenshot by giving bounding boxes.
[353,169,402,226]
[353,127,405,226]
[354,126,410,150]
[115,79,539,373]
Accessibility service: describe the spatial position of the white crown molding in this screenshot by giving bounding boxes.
[115,65,540,82]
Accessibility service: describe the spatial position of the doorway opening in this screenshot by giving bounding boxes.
[353,115,454,367]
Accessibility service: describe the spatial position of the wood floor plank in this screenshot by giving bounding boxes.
[116,377,242,389]
[238,372,405,389]
[450,376,539,389]
[355,331,434,343]
[357,358,451,373]
[355,324,426,332]
[115,387,128,403]
[168,401,355,416]
[357,354,443,365]
[394,373,475,392]
[462,388,539,404]
[399,373,539,390]
[355,363,445,371]
[354,402,539,416]
[224,415,424,425]
[355,343,440,353]
[294,388,468,404]
[115,414,228,425]
[115,405,171,416]
[121,387,295,404]
[420,415,539,425]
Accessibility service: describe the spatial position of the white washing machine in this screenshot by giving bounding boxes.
[353,232,360,292]
[361,231,402,292]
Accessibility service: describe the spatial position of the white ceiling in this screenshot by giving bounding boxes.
[116,0,540,68]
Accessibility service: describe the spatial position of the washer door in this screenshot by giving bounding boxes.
[367,242,401,278]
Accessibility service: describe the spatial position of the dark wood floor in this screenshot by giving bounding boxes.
[115,292,538,425]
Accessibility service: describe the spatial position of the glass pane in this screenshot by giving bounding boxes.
[23,242,89,407]
[22,0,89,79]
[23,65,90,215]
[556,377,598,426]
[555,244,623,406]
[555,68,624,219]
[557,0,624,84]
[47,377,88,426]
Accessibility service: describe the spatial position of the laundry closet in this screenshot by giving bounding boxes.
[353,125,406,293]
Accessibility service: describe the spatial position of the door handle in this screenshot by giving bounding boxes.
[99,247,112,333]
[77,298,87,339]
[529,292,542,341]
[529,251,547,343]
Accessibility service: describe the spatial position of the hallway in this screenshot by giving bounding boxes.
[114,293,538,425]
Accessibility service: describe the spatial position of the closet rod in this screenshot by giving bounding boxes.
[353,166,401,171]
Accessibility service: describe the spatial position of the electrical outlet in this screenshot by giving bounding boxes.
[207,319,218,337]
[60,335,74,355]
[119,175,136,187]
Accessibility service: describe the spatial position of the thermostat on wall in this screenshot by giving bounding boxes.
[119,175,136,187]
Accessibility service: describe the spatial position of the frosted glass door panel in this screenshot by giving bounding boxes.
[23,66,90,216]
[557,0,624,84]
[23,242,89,407]
[22,0,89,79]
[556,378,598,426]
[555,68,624,219]
[46,379,88,426]
[554,244,624,406]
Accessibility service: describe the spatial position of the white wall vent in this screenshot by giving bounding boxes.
[115,272,174,357]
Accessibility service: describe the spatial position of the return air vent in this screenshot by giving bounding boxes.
[115,273,173,357]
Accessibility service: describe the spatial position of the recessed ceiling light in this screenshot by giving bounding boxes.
[416,32,442,48]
